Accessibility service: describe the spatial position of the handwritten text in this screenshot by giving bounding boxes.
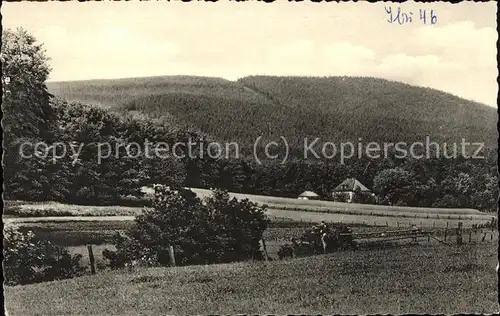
[386,7,438,25]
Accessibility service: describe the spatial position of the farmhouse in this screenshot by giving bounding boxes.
[298,191,320,200]
[332,178,372,203]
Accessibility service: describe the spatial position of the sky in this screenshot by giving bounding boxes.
[2,1,498,106]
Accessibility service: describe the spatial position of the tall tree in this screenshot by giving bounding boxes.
[2,28,55,199]
[373,168,414,206]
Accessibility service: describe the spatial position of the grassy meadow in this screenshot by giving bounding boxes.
[5,187,496,230]
[6,186,493,221]
[185,187,487,215]
[5,243,498,315]
[265,208,492,228]
[4,204,492,229]
[3,200,145,217]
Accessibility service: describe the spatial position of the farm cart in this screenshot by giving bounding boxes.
[277,223,358,259]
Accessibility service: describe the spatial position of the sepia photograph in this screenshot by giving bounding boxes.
[2,1,498,315]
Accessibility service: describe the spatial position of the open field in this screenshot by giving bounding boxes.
[6,210,490,229]
[188,187,487,215]
[5,243,498,315]
[6,186,495,221]
[4,187,495,239]
[5,187,495,230]
[4,201,146,217]
[4,208,492,229]
[142,187,496,227]
[265,208,492,228]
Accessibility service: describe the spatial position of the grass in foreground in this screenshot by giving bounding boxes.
[5,244,498,315]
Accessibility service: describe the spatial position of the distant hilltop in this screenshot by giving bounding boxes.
[47,75,498,148]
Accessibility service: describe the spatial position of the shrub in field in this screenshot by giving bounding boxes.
[278,243,316,259]
[3,227,86,285]
[373,168,414,206]
[352,191,377,205]
[277,244,294,259]
[103,186,269,268]
[333,192,350,203]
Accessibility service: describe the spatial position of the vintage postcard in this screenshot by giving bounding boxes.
[2,1,498,315]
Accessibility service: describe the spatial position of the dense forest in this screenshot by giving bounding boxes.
[4,28,498,212]
[47,75,497,148]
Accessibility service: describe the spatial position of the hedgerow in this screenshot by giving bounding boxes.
[3,227,86,285]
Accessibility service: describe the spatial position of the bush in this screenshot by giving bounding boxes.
[103,186,269,268]
[278,243,316,259]
[352,192,377,205]
[277,244,294,259]
[3,227,86,285]
[333,192,351,203]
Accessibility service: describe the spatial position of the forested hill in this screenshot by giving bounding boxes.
[47,75,497,147]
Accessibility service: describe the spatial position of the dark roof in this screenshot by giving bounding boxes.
[333,178,370,192]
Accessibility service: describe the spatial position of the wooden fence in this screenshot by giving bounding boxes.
[269,215,496,229]
[85,222,497,272]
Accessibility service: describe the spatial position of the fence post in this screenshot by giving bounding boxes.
[468,230,472,244]
[397,221,399,228]
[482,233,487,242]
[87,245,96,274]
[386,221,388,227]
[444,229,447,242]
[446,221,449,228]
[427,233,430,243]
[169,245,176,267]
[456,222,463,245]
[260,239,269,261]
[491,233,494,241]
